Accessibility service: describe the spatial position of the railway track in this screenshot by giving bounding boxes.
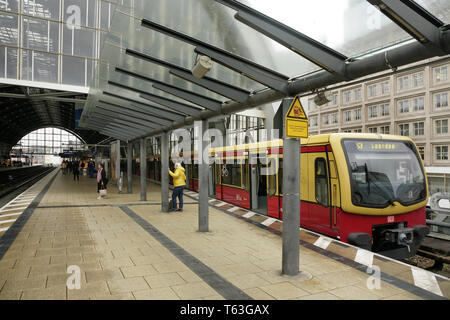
[0,167,56,237]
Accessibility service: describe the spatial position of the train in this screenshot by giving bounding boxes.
[127,133,430,259]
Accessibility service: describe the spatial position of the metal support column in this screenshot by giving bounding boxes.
[161,132,169,212]
[281,98,301,276]
[140,138,147,201]
[115,140,121,193]
[197,120,209,232]
[127,142,133,194]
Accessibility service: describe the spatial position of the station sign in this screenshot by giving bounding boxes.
[285,96,308,138]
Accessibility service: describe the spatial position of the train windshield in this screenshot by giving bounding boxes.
[342,139,427,208]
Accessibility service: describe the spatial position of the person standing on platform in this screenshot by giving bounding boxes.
[73,159,80,181]
[88,160,94,178]
[169,163,186,212]
[97,163,108,199]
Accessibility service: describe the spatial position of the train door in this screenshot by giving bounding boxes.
[327,152,341,233]
[251,156,268,215]
[209,162,215,197]
[307,152,334,235]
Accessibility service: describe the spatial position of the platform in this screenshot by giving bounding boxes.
[0,169,448,300]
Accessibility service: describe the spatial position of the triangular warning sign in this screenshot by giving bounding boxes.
[286,96,307,120]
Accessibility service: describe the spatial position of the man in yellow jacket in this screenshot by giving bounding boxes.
[169,163,186,211]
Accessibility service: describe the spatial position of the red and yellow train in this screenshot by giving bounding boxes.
[132,133,429,259]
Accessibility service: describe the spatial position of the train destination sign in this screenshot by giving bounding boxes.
[285,96,308,138]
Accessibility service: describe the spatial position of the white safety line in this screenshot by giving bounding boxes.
[243,211,256,219]
[261,218,277,226]
[12,199,33,203]
[0,219,17,225]
[354,249,374,268]
[215,202,227,207]
[0,227,9,232]
[314,236,332,250]
[0,212,22,218]
[411,268,443,297]
[0,207,27,212]
[4,203,28,208]
[208,199,216,203]
[227,206,240,213]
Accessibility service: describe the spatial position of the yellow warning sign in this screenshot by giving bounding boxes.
[285,96,308,138]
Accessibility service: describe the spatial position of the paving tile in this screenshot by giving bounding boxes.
[50,254,83,265]
[295,292,340,300]
[121,265,158,278]
[177,270,203,283]
[171,282,217,300]
[86,269,124,283]
[0,290,22,300]
[107,277,150,294]
[22,285,67,300]
[2,276,47,292]
[29,264,67,277]
[381,293,423,300]
[329,285,382,300]
[260,282,310,300]
[67,281,110,300]
[225,262,263,275]
[90,292,135,300]
[144,273,186,289]
[228,273,271,290]
[151,261,188,274]
[100,257,134,269]
[133,287,180,300]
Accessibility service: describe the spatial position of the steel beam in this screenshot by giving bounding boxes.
[215,0,348,77]
[367,0,444,51]
[108,80,203,117]
[90,107,160,129]
[140,93,203,117]
[89,112,154,132]
[95,106,165,129]
[152,82,222,113]
[125,49,250,102]
[102,91,186,122]
[97,101,173,127]
[141,19,290,93]
[197,120,209,232]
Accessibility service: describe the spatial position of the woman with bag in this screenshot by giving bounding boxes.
[97,163,108,199]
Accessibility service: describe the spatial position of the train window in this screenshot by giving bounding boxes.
[315,158,329,207]
[243,159,250,193]
[221,163,242,188]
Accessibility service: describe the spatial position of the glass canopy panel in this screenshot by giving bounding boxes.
[242,0,413,58]
[414,0,450,24]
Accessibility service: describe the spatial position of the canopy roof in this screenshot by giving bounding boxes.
[80,0,450,141]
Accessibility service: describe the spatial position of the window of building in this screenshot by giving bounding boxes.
[435,119,449,134]
[309,116,318,127]
[380,126,390,134]
[413,97,424,112]
[343,110,351,122]
[398,100,410,113]
[412,72,424,87]
[435,146,449,161]
[397,76,409,90]
[315,158,328,207]
[354,128,362,133]
[331,113,338,124]
[343,90,351,103]
[413,122,424,136]
[342,129,352,133]
[434,92,449,108]
[368,84,377,98]
[368,127,378,133]
[354,88,362,101]
[434,66,448,83]
[353,108,361,120]
[381,81,390,95]
[322,114,329,125]
[418,146,425,160]
[380,103,390,116]
[309,99,317,112]
[368,105,378,118]
[399,123,409,136]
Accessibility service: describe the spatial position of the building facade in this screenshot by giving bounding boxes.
[0,0,118,88]
[307,56,450,168]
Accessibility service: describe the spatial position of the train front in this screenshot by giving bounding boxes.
[332,134,429,259]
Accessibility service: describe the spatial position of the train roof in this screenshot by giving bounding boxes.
[210,133,413,152]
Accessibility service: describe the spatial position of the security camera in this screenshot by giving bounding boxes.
[191,55,213,79]
[314,91,332,106]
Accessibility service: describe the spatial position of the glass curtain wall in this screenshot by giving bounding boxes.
[0,0,120,86]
